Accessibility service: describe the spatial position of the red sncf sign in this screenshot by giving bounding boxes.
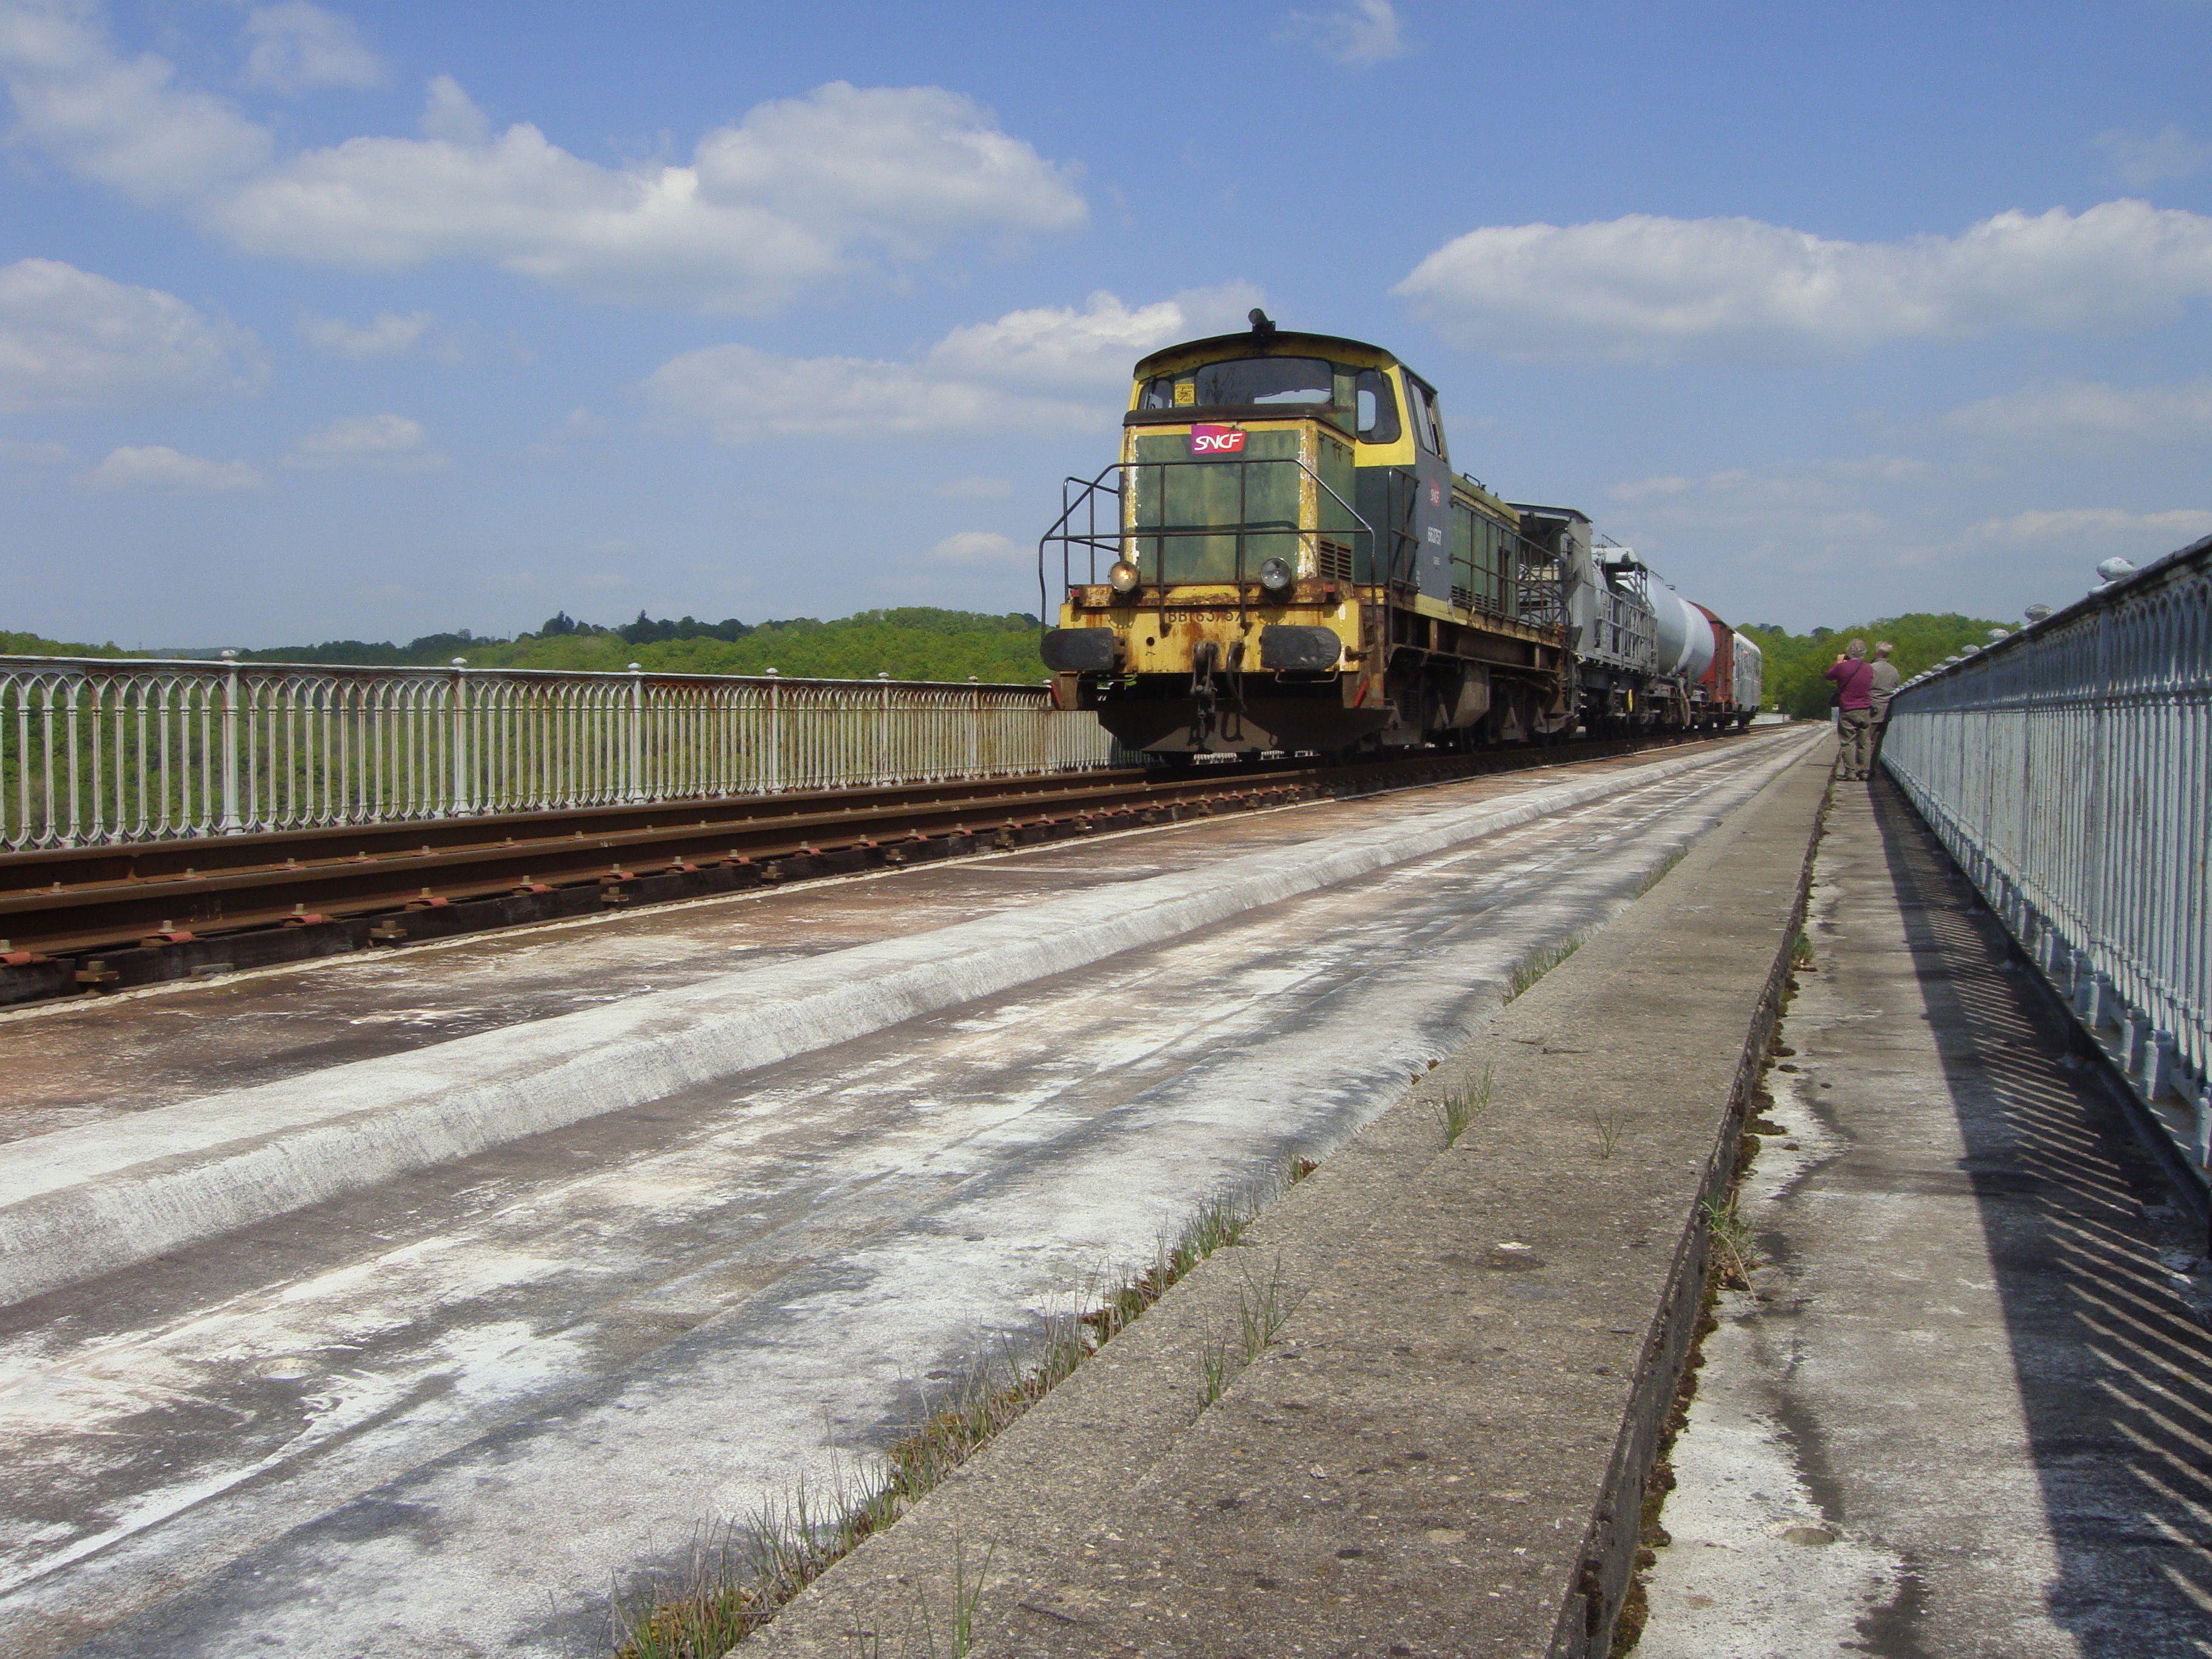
[1189,423,1246,455]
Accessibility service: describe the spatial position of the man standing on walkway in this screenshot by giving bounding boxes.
[1825,640,1876,781]
[1867,642,1902,770]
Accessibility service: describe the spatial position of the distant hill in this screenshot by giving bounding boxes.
[2,608,2019,706]
[0,629,126,659]
[0,609,1049,685]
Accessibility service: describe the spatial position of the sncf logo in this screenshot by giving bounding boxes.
[1189,423,1246,455]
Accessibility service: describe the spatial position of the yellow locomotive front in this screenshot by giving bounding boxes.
[1040,315,1571,760]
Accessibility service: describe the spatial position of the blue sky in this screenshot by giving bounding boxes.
[1,0,2208,648]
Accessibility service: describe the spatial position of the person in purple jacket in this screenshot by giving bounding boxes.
[1825,639,1876,780]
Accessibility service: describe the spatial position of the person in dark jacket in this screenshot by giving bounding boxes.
[1825,640,1875,780]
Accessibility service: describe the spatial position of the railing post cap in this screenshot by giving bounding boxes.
[451,657,469,668]
[219,649,239,661]
[877,669,890,680]
[628,662,642,672]
[765,666,780,676]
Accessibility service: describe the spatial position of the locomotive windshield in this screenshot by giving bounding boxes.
[1138,357,1335,409]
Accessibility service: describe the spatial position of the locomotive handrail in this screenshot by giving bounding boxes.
[1038,455,1377,611]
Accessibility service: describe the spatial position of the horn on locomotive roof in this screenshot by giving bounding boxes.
[1248,308,1276,337]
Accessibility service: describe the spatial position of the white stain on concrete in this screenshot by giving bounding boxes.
[0,737,1805,1312]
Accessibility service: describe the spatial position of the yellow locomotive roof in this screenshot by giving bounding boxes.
[1130,329,1401,381]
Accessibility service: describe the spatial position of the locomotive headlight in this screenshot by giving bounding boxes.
[1108,559,1141,594]
[1258,556,1293,596]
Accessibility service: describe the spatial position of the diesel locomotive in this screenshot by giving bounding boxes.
[1037,312,1760,760]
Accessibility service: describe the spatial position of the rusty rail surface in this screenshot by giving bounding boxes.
[0,731,1760,1005]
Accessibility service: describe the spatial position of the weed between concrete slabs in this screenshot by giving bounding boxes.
[609,1157,1320,1658]
[1606,854,1818,1655]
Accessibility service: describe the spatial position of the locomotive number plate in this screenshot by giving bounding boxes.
[1162,608,1239,623]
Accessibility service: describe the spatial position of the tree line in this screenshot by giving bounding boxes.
[1740,614,2015,719]
[5,608,2016,702]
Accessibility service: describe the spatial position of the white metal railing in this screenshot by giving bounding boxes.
[0,655,1117,850]
[1881,532,2212,1177]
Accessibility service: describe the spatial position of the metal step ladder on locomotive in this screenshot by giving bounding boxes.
[1037,310,1763,762]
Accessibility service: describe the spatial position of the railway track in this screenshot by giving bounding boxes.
[0,731,1755,1004]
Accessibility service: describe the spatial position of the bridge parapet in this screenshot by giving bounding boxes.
[0,657,1113,851]
[1882,533,2212,1182]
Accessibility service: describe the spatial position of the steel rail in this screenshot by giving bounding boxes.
[0,731,1758,1003]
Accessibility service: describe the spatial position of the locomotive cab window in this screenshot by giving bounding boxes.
[1138,357,1334,409]
[1403,373,1447,460]
[1354,367,1401,443]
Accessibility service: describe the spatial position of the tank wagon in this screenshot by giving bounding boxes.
[1038,313,1759,759]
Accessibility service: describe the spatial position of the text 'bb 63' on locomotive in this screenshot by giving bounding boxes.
[1037,312,1760,762]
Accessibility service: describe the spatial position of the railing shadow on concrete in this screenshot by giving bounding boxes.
[0,656,1119,851]
[1881,531,2211,1199]
[1871,776,2212,1653]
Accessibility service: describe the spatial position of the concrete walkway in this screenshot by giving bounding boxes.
[740,735,1829,1658]
[1640,774,2212,1657]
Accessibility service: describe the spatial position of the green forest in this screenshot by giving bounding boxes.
[4,607,2013,705]
[1740,614,2014,718]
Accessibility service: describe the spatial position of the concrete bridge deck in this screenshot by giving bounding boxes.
[734,745,2211,1659]
[0,732,1805,1657]
[1,728,2199,1657]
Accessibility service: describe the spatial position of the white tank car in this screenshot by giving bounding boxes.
[1651,587,1716,683]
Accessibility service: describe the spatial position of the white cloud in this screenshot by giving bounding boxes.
[645,284,1260,442]
[0,0,271,205]
[1594,452,2212,626]
[0,436,68,464]
[296,308,434,357]
[927,284,1259,390]
[417,72,487,144]
[1281,0,1410,65]
[283,412,447,470]
[645,343,1099,441]
[926,531,1023,564]
[1396,200,2212,362]
[0,256,260,412]
[1962,506,2212,547]
[1,9,1085,310]
[210,80,1084,310]
[1945,377,2212,441]
[1604,457,1927,554]
[241,2,381,95]
[2096,124,2212,188]
[77,444,265,491]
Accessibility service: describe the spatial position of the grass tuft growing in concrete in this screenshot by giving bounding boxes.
[1504,935,1584,1002]
[1635,845,1690,897]
[1700,1193,1760,1290]
[1435,1063,1494,1147]
[612,1169,1296,1657]
[1198,1256,1305,1408]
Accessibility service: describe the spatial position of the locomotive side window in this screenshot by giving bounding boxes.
[1354,368,1401,443]
[1403,373,1447,460]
